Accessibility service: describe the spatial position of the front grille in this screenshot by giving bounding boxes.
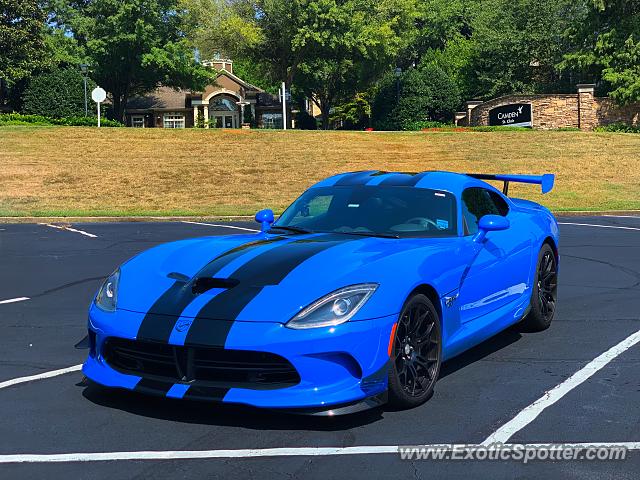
[103,338,300,390]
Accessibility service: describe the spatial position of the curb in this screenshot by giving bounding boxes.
[0,216,256,224]
[1,211,640,224]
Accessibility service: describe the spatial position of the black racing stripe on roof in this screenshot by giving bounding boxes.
[135,237,286,344]
[333,170,379,186]
[184,234,355,347]
[379,171,430,186]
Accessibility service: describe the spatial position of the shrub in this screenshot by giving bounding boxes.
[22,67,96,118]
[372,64,461,131]
[595,122,640,133]
[0,113,122,127]
[404,120,450,131]
[295,110,318,130]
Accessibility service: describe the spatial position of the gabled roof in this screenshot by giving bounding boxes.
[126,86,190,110]
[215,69,263,93]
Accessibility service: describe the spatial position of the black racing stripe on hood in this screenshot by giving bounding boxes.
[196,236,286,278]
[333,170,378,186]
[134,378,174,396]
[380,171,429,186]
[136,281,195,343]
[135,236,286,344]
[184,234,354,347]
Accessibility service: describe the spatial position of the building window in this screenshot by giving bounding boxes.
[209,94,238,112]
[131,115,145,128]
[163,113,185,129]
[261,112,283,129]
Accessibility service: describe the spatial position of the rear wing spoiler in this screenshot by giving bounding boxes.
[466,173,555,195]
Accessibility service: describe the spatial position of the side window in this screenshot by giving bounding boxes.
[487,190,509,216]
[290,195,333,224]
[461,188,501,235]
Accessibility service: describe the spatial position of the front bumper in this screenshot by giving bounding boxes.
[83,307,397,411]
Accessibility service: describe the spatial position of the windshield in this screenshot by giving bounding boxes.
[274,186,457,238]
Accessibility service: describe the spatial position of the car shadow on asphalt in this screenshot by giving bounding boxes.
[439,327,522,379]
[80,327,523,429]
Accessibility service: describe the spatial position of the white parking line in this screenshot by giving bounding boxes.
[601,215,640,219]
[0,442,639,463]
[41,224,98,238]
[483,328,640,445]
[182,221,260,232]
[558,222,640,232]
[0,364,82,390]
[0,297,30,305]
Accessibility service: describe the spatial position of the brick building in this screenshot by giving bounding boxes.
[124,59,287,129]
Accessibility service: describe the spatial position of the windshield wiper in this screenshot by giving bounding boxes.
[333,231,400,239]
[268,225,312,235]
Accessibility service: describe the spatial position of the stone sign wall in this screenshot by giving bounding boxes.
[457,84,640,130]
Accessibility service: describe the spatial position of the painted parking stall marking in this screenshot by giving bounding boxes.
[41,223,98,238]
[0,442,638,464]
[0,365,82,390]
[0,296,30,305]
[558,222,640,232]
[181,221,259,232]
[483,328,640,444]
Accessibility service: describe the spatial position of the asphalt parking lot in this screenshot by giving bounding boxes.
[0,217,639,479]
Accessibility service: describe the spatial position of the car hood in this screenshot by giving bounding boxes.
[116,232,455,323]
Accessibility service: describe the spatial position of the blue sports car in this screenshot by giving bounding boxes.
[81,171,559,415]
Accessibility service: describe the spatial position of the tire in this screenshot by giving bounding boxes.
[388,294,442,408]
[520,244,558,332]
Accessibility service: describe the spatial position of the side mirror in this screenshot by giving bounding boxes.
[473,214,510,243]
[254,209,274,232]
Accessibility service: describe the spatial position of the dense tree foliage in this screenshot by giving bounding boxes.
[562,0,640,104]
[2,0,638,127]
[22,66,96,117]
[0,0,47,82]
[372,63,460,130]
[50,0,213,120]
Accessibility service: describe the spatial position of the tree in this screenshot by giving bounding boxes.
[22,66,96,117]
[0,0,46,82]
[0,0,47,107]
[293,0,416,129]
[186,0,417,128]
[562,0,640,105]
[330,92,371,129]
[372,64,460,130]
[53,0,214,120]
[466,0,581,99]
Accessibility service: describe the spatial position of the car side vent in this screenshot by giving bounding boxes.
[192,277,240,294]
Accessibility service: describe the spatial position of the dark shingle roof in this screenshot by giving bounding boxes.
[126,86,190,110]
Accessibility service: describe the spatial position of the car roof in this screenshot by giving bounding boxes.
[310,170,496,197]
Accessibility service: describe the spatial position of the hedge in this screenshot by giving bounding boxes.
[0,113,123,127]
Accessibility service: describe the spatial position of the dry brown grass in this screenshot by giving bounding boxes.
[1,126,639,217]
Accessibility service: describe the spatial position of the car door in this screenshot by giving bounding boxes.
[457,187,533,324]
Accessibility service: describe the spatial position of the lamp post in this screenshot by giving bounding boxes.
[80,64,89,116]
[394,67,402,103]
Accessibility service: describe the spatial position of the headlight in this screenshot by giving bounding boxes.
[95,269,120,312]
[286,283,378,329]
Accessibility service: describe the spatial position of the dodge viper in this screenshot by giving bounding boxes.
[80,171,559,415]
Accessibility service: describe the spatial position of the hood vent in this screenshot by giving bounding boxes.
[191,277,240,294]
